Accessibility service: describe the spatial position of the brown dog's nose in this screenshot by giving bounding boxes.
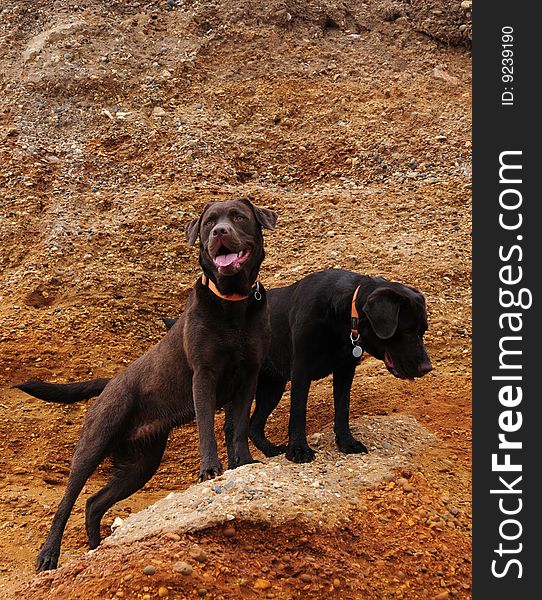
[418,359,432,376]
[212,224,231,238]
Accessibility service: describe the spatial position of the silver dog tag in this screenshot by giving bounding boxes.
[352,345,363,358]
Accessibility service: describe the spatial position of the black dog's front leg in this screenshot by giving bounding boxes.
[333,364,367,454]
[192,370,223,481]
[286,368,315,463]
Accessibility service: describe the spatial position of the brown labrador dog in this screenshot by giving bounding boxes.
[26,198,276,571]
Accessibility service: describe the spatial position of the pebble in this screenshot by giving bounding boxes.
[197,589,208,597]
[300,574,312,583]
[190,548,209,563]
[163,532,181,542]
[254,579,272,590]
[152,107,167,117]
[223,526,236,538]
[433,592,450,600]
[158,587,169,597]
[173,561,193,576]
[143,565,156,576]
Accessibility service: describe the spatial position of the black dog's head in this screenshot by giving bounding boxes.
[359,282,432,380]
[185,199,277,295]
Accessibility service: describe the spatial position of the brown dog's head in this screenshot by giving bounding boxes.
[359,281,432,380]
[185,199,277,294]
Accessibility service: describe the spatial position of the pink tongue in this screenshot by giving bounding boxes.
[214,253,238,267]
[385,353,394,369]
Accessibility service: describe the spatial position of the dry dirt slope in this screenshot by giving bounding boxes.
[1,1,471,598]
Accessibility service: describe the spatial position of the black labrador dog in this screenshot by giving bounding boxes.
[248,269,432,462]
[18,270,431,468]
[17,198,276,571]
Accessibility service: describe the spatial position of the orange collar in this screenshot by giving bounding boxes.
[351,285,361,341]
[201,274,261,302]
[350,285,363,358]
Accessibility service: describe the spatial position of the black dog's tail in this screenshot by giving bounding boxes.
[14,378,111,404]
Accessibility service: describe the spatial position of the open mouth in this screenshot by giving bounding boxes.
[384,352,414,382]
[211,244,251,271]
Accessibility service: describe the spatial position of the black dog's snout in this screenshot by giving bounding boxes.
[418,359,432,377]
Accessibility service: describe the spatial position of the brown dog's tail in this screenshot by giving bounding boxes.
[14,378,110,403]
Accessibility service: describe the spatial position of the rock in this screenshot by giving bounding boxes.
[300,574,312,583]
[190,547,208,563]
[197,590,208,597]
[432,592,450,600]
[152,107,168,117]
[163,532,181,542]
[173,561,193,576]
[143,565,156,576]
[158,587,169,597]
[111,517,124,531]
[253,579,272,590]
[223,526,236,538]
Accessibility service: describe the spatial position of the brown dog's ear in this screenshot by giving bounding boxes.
[184,216,201,246]
[184,202,214,245]
[240,198,278,230]
[363,288,402,340]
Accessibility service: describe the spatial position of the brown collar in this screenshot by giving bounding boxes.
[201,274,261,302]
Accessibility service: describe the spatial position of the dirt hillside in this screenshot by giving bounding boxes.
[0,1,471,598]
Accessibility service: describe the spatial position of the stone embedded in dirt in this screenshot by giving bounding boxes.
[163,532,181,542]
[173,561,193,576]
[158,587,169,597]
[197,589,208,597]
[189,547,208,563]
[222,526,236,538]
[433,592,450,600]
[253,578,272,590]
[143,565,156,576]
[300,573,312,583]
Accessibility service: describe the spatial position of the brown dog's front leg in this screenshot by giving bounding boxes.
[192,370,223,481]
[228,374,259,469]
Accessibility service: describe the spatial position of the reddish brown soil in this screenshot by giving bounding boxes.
[0,1,471,598]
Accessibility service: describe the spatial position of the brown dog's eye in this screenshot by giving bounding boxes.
[205,219,215,227]
[233,215,246,222]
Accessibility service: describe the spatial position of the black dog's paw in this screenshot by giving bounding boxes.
[198,463,223,482]
[262,443,288,458]
[266,443,288,457]
[228,456,261,470]
[36,545,60,572]
[337,437,368,455]
[285,444,316,463]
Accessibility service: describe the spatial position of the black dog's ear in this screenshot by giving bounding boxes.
[363,288,402,340]
[240,198,277,230]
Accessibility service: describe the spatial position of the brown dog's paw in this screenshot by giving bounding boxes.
[285,444,316,463]
[336,437,368,455]
[36,544,60,572]
[198,464,223,482]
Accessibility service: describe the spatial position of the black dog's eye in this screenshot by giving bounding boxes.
[233,214,246,222]
[204,219,215,227]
